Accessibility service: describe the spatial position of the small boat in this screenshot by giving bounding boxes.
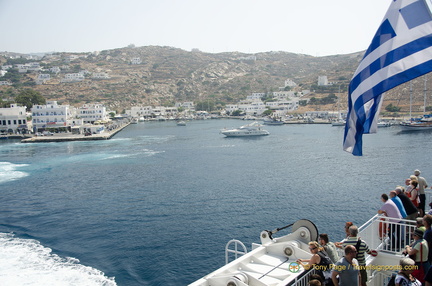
[130,118,139,124]
[221,122,269,137]
[400,114,432,131]
[331,119,346,126]
[263,117,284,125]
[377,121,391,128]
[177,121,186,126]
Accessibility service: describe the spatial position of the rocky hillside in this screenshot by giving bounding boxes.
[1,45,431,114]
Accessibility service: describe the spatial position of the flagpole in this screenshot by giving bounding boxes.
[410,81,413,120]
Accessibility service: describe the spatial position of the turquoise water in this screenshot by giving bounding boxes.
[0,119,431,285]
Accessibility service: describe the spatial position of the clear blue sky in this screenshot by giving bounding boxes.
[0,0,391,56]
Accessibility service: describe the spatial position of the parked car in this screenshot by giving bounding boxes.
[35,132,44,136]
[42,131,54,136]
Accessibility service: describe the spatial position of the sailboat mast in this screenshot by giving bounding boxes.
[424,76,427,114]
[410,81,413,120]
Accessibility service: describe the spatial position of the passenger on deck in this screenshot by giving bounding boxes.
[331,245,360,286]
[338,225,370,286]
[309,273,324,285]
[344,222,353,238]
[395,257,421,286]
[414,169,428,217]
[416,217,426,233]
[308,279,322,286]
[407,180,419,209]
[378,193,403,250]
[390,190,407,219]
[296,241,332,284]
[396,186,418,221]
[423,214,432,264]
[404,228,429,283]
[319,233,339,264]
[428,202,432,215]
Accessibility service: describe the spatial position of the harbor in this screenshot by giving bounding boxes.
[0,119,430,285]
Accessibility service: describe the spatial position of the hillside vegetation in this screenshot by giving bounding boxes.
[1,46,431,115]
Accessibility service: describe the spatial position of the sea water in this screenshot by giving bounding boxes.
[0,119,431,285]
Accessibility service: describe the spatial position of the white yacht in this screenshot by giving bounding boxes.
[221,122,269,137]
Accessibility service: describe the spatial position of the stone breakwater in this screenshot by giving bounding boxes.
[21,123,130,143]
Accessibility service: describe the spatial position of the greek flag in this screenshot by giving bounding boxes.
[343,0,432,156]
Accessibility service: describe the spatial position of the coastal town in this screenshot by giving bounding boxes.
[1,54,354,143]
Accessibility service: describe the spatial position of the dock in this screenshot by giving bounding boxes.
[21,123,130,143]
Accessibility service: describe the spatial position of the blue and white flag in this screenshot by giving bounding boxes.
[343,0,432,156]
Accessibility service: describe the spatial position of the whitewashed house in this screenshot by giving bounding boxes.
[0,104,29,133]
[92,72,110,79]
[49,67,61,74]
[318,76,328,86]
[265,100,299,115]
[175,102,195,111]
[246,93,265,101]
[131,57,142,65]
[36,74,51,85]
[31,101,73,131]
[61,73,85,82]
[77,103,109,124]
[285,79,297,88]
[272,91,296,100]
[128,106,153,118]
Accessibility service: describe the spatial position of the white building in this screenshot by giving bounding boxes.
[16,63,41,73]
[49,67,61,74]
[226,101,267,115]
[36,74,51,85]
[265,100,299,114]
[92,72,110,79]
[272,91,296,100]
[131,57,142,65]
[31,101,73,131]
[128,106,153,118]
[0,81,12,86]
[61,73,85,82]
[175,102,195,111]
[285,79,297,88]
[246,93,266,101]
[318,76,328,86]
[0,104,29,133]
[77,103,109,124]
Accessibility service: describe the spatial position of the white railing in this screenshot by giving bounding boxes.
[225,239,247,264]
[358,214,417,286]
[358,214,416,252]
[287,269,318,286]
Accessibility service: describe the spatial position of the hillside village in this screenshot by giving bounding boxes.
[1,46,432,135]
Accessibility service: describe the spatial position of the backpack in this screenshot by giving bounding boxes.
[317,251,333,279]
[387,273,396,286]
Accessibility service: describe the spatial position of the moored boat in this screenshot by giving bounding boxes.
[263,118,284,125]
[400,115,432,131]
[331,119,346,127]
[221,122,269,137]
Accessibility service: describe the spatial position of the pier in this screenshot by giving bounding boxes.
[21,122,130,143]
